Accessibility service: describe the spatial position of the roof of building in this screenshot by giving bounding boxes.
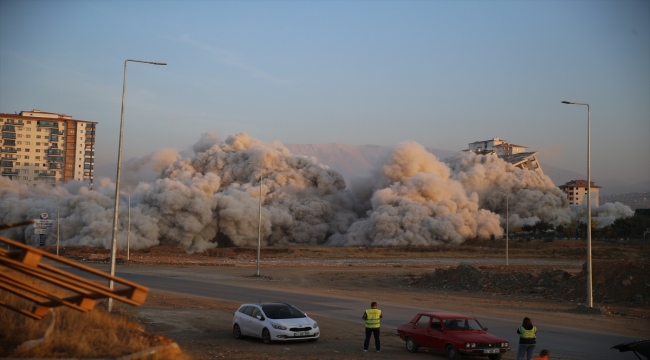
[495,142,528,148]
[558,179,602,189]
[0,111,96,124]
[498,152,538,165]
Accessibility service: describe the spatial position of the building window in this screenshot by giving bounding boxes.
[36,135,41,139]
[27,121,31,124]
[24,156,29,159]
[24,163,30,166]
[17,134,22,138]
[36,149,40,152]
[24,148,29,152]
[37,128,41,132]
[36,156,40,160]
[26,128,31,131]
[17,141,22,145]
[36,142,41,146]
[34,170,38,173]
[26,135,31,138]
[80,130,83,133]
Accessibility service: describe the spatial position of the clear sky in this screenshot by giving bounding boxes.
[1,0,648,185]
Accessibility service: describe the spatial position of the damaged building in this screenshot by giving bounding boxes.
[465,137,543,174]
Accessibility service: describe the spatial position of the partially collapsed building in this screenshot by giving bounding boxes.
[465,137,543,174]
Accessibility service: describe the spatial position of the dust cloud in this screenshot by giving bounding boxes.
[0,133,633,250]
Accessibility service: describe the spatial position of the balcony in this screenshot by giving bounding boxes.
[37,120,59,128]
[2,132,17,139]
[1,169,19,176]
[2,125,15,132]
[47,149,63,155]
[86,131,96,136]
[84,164,94,170]
[48,163,63,170]
[5,120,24,126]
[0,161,13,167]
[84,151,94,157]
[50,129,64,135]
[85,138,95,144]
[84,158,94,163]
[3,155,17,161]
[38,171,57,177]
[47,156,64,163]
[3,140,16,147]
[3,148,18,153]
[49,135,59,142]
[86,124,96,129]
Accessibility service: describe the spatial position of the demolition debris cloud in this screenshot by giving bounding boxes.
[0,132,633,251]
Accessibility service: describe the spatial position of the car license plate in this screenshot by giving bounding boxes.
[483,349,499,354]
[294,332,308,336]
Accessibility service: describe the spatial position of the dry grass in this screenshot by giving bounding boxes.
[0,268,190,359]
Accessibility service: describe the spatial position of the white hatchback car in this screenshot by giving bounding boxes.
[232,303,320,343]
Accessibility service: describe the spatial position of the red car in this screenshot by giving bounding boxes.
[396,312,510,360]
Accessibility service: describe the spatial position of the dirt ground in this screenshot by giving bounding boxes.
[42,240,650,359]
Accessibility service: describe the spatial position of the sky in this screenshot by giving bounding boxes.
[1,0,648,186]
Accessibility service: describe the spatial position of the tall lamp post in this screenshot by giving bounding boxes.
[500,190,509,266]
[108,59,166,312]
[256,171,263,276]
[561,100,592,308]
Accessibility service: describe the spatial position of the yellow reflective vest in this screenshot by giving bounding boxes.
[365,309,382,328]
[518,326,537,339]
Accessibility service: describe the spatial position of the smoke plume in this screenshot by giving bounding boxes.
[0,133,634,250]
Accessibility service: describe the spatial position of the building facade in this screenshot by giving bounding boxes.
[466,137,543,174]
[559,179,600,206]
[0,110,96,186]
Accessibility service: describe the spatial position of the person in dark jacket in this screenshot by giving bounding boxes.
[516,317,537,360]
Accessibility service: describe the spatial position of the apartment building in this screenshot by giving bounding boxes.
[559,180,601,206]
[0,110,96,186]
[465,137,543,174]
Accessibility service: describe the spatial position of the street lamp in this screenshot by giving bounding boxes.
[561,100,593,308]
[500,190,509,266]
[255,171,263,277]
[108,59,166,312]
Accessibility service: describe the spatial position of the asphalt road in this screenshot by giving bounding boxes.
[109,271,638,360]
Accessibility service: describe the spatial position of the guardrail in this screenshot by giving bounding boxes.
[0,221,149,320]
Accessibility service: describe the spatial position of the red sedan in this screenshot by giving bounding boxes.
[396,312,510,360]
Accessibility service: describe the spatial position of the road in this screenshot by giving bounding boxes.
[108,270,637,360]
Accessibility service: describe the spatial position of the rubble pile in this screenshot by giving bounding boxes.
[407,260,650,306]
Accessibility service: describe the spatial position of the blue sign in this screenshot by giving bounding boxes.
[39,234,46,247]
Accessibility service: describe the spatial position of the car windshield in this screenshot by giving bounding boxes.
[262,305,306,319]
[443,318,483,331]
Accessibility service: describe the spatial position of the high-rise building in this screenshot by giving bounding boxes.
[465,137,544,174]
[559,180,600,206]
[0,110,97,186]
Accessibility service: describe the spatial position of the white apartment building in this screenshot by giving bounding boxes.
[465,137,543,173]
[559,179,601,206]
[0,110,97,186]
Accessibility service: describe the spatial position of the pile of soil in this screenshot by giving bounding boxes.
[406,259,650,306]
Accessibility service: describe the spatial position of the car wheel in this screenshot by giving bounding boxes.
[405,337,419,353]
[233,324,242,339]
[262,328,272,344]
[446,345,463,360]
[488,354,502,360]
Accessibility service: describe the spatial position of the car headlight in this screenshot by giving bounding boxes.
[270,322,287,330]
[502,342,509,348]
[313,322,319,329]
[465,343,476,348]
[472,343,476,348]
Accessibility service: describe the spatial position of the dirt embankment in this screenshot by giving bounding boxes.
[406,259,650,307]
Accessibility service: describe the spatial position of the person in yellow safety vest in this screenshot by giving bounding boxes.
[362,301,382,352]
[516,317,537,360]
[533,349,550,360]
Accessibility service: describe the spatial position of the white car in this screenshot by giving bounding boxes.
[232,303,320,343]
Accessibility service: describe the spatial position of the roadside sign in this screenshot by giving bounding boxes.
[33,219,55,235]
[40,213,49,219]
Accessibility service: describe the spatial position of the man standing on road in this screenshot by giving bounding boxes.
[362,301,382,352]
